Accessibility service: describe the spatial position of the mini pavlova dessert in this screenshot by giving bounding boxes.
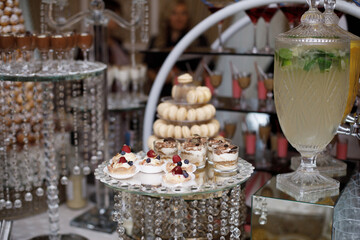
[154,137,179,161]
[107,155,138,178]
[207,137,231,164]
[118,144,138,162]
[165,155,196,173]
[139,149,165,173]
[106,144,139,179]
[162,165,194,186]
[180,136,207,168]
[212,142,239,172]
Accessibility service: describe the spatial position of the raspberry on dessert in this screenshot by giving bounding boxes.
[128,161,133,166]
[121,145,131,153]
[172,166,183,175]
[147,150,156,158]
[172,155,181,163]
[118,157,127,163]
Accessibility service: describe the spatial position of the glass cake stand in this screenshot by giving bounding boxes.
[95,159,254,239]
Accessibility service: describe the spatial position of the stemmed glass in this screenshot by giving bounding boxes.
[35,33,50,72]
[278,3,308,29]
[264,73,274,109]
[245,7,264,53]
[201,0,237,52]
[237,72,251,108]
[15,32,33,74]
[260,4,278,53]
[274,0,350,201]
[258,123,271,167]
[77,32,93,69]
[209,71,223,106]
[50,34,67,73]
[0,33,15,73]
[224,120,237,139]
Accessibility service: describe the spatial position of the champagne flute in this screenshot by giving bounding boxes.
[0,33,15,73]
[209,71,223,106]
[264,73,274,109]
[77,32,93,69]
[278,3,308,29]
[258,123,271,167]
[201,0,237,52]
[224,120,237,139]
[237,72,251,108]
[16,32,32,73]
[36,34,50,72]
[50,34,67,73]
[260,4,278,53]
[245,7,264,53]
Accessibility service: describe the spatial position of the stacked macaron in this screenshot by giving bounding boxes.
[151,73,220,142]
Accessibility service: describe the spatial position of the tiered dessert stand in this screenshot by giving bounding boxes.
[0,61,106,239]
[95,158,254,239]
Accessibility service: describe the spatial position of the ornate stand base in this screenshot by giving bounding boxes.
[30,234,87,240]
[276,169,339,203]
[291,155,347,178]
[70,207,117,233]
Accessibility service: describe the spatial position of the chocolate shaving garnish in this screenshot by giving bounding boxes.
[164,137,175,142]
[224,144,229,148]
[195,143,199,146]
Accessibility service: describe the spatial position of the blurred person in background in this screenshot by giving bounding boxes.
[105,0,130,66]
[144,0,208,97]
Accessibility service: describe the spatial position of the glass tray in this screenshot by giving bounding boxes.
[0,61,107,82]
[156,114,214,126]
[95,159,254,197]
[161,96,208,108]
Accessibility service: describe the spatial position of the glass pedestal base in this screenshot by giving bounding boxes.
[291,155,347,177]
[276,169,339,203]
[30,234,87,240]
[70,207,117,233]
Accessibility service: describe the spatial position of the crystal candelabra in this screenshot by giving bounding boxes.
[39,0,149,233]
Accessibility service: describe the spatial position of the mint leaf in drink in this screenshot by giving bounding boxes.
[318,57,332,72]
[279,48,292,59]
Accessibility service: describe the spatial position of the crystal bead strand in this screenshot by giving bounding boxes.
[57,82,68,185]
[114,191,125,240]
[140,0,149,43]
[72,81,81,175]
[154,196,165,239]
[130,0,136,67]
[199,198,207,236]
[108,113,116,157]
[0,81,10,209]
[220,190,230,240]
[42,82,60,240]
[140,195,145,240]
[190,200,198,238]
[95,75,104,162]
[229,185,241,240]
[33,83,44,197]
[89,77,98,165]
[21,82,33,202]
[9,82,21,208]
[145,196,155,238]
[82,78,91,175]
[206,194,214,240]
